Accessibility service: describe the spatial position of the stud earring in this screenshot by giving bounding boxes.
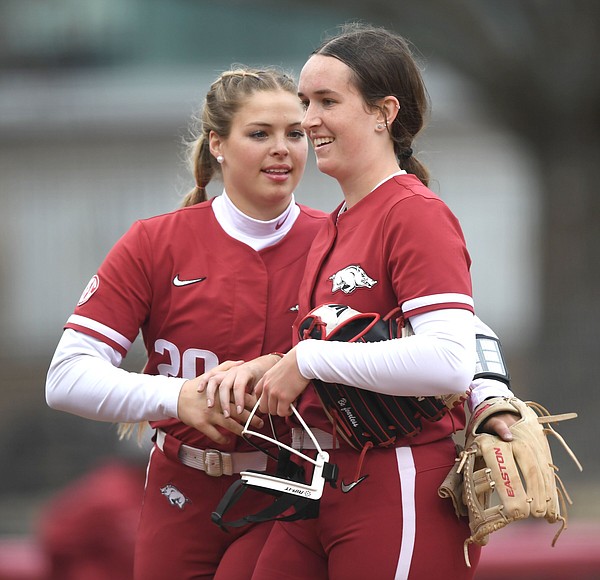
[376,123,384,130]
[216,155,224,164]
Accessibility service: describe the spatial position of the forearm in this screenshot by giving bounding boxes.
[296,309,476,396]
[46,329,184,422]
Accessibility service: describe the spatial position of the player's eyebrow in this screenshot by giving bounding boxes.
[297,88,339,99]
[243,121,304,129]
[244,121,272,126]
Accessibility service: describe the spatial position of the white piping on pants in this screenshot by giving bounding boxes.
[395,446,416,580]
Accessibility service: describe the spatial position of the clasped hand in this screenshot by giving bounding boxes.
[178,360,264,444]
[197,348,310,419]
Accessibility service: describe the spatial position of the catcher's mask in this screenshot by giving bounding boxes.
[211,399,338,531]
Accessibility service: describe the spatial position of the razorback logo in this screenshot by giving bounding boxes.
[329,265,377,294]
[160,484,191,509]
[494,447,515,497]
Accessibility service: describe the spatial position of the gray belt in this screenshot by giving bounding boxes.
[291,427,340,451]
[155,429,268,477]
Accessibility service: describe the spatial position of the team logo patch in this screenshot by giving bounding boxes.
[329,265,377,294]
[77,275,99,306]
[160,484,191,509]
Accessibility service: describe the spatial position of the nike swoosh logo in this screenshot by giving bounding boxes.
[340,475,368,493]
[173,275,207,287]
[275,213,289,230]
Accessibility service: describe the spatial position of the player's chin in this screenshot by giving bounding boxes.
[266,180,300,198]
[261,172,295,188]
[315,158,338,179]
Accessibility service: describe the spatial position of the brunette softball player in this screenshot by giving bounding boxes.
[45,67,327,579]
[247,25,517,579]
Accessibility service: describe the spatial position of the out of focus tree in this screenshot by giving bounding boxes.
[259,0,600,475]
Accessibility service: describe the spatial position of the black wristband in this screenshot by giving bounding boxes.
[473,334,511,386]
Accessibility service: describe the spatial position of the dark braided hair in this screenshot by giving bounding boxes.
[314,23,430,185]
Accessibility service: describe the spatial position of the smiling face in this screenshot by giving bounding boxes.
[299,54,400,202]
[210,89,308,220]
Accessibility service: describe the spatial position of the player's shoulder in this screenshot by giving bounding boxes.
[296,203,329,221]
[294,204,329,239]
[389,174,441,203]
[360,175,455,230]
[134,200,213,232]
[381,175,452,220]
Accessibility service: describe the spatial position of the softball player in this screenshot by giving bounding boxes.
[45,67,327,579]
[248,25,517,579]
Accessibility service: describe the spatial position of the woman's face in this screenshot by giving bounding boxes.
[298,54,382,186]
[212,89,308,220]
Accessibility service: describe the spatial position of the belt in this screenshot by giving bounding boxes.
[291,427,340,451]
[155,429,268,477]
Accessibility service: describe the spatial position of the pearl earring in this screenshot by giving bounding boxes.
[216,155,224,164]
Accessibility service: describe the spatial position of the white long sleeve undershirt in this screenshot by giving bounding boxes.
[296,308,477,397]
[296,309,514,406]
[47,313,513,422]
[46,329,185,422]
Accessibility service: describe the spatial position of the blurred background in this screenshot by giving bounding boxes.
[0,0,598,578]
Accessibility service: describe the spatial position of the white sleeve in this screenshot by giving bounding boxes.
[468,315,515,411]
[46,329,185,422]
[296,308,475,397]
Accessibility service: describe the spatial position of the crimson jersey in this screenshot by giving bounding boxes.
[293,174,474,443]
[66,199,327,450]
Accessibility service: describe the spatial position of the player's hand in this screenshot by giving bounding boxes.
[197,354,282,418]
[177,379,263,444]
[479,411,519,441]
[195,359,245,393]
[254,348,310,416]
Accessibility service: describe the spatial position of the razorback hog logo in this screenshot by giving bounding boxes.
[494,447,515,497]
[329,265,377,294]
[160,484,191,509]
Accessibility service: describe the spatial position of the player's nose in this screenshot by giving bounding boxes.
[270,135,289,156]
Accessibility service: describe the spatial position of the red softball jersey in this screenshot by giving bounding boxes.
[66,199,327,451]
[293,173,475,443]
